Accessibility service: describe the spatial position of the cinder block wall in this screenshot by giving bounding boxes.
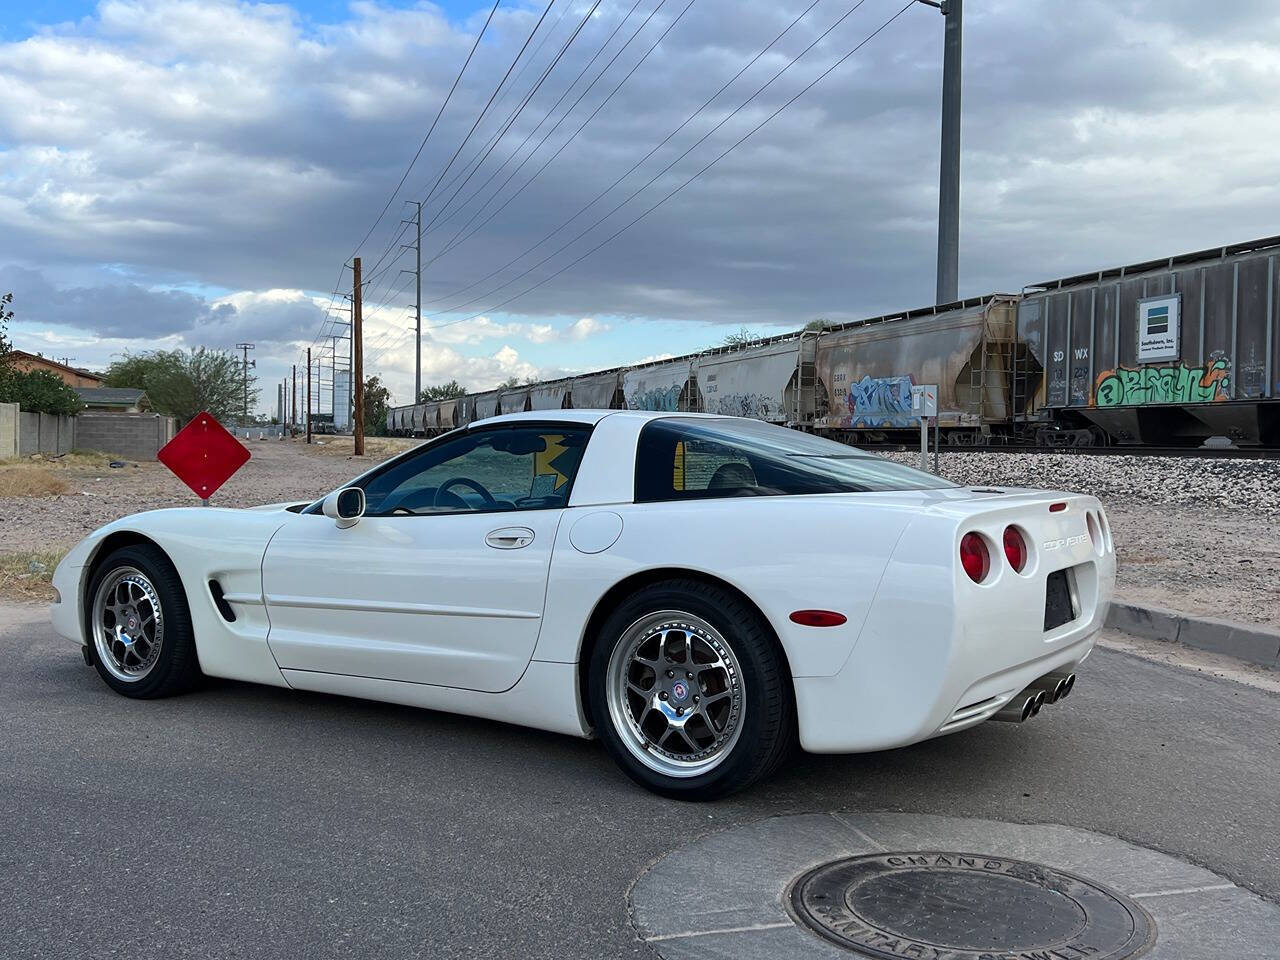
[0,403,17,459]
[16,411,76,456]
[75,413,176,460]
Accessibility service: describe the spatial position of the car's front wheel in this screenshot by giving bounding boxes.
[86,544,202,698]
[588,579,794,800]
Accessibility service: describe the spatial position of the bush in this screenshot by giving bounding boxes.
[0,369,83,415]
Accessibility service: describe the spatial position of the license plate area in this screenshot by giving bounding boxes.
[1044,568,1077,631]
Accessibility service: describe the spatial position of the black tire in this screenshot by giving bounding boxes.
[588,579,795,800]
[85,544,203,699]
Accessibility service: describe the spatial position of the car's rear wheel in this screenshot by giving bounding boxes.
[588,579,794,800]
[86,544,202,698]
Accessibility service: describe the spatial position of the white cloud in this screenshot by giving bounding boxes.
[423,314,610,345]
[2,0,1280,412]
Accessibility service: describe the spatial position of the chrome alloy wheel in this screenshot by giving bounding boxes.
[605,610,745,778]
[91,567,164,683]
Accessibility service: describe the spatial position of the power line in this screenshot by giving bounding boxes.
[358,0,592,295]
[426,0,693,278]
[421,0,653,246]
[299,0,515,370]
[417,0,606,238]
[423,0,917,334]
[424,0,825,306]
[424,0,879,321]
[345,0,504,266]
[367,0,558,282]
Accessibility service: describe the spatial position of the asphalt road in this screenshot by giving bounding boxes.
[3,603,1278,960]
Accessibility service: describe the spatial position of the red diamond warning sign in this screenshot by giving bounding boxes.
[158,412,251,501]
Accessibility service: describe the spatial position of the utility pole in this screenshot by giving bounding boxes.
[935,0,962,305]
[353,257,365,456]
[306,347,312,444]
[291,364,297,433]
[235,342,255,427]
[401,201,422,402]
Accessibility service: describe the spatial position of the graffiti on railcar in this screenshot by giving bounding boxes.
[627,386,681,412]
[1069,347,1090,406]
[1093,359,1230,407]
[711,393,781,419]
[847,374,917,428]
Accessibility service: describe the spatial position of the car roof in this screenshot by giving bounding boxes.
[470,409,737,428]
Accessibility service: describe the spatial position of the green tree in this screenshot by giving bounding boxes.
[0,294,82,414]
[105,348,253,425]
[495,376,523,390]
[721,326,756,348]
[418,379,468,403]
[805,317,831,331]
[0,369,83,414]
[0,293,13,373]
[363,375,391,437]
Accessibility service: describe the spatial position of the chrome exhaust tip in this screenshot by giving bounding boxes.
[993,693,1038,723]
[1057,673,1076,701]
[1029,690,1047,717]
[1028,671,1076,704]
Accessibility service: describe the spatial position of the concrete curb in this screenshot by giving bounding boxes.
[1106,602,1280,668]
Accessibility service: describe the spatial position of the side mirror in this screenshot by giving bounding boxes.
[322,486,365,529]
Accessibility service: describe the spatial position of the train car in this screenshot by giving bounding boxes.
[570,370,624,409]
[438,399,458,433]
[497,388,531,415]
[623,359,698,411]
[1020,236,1280,445]
[530,378,573,410]
[454,396,473,429]
[695,337,802,422]
[813,295,1018,443]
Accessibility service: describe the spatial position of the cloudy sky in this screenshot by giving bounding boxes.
[2,0,1278,414]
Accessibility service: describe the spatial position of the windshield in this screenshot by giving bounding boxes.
[634,417,952,502]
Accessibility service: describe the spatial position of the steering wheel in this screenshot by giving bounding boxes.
[432,476,497,509]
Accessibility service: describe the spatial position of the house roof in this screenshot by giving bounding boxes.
[75,387,148,406]
[10,350,104,383]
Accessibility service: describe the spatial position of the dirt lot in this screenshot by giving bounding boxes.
[1,439,1276,626]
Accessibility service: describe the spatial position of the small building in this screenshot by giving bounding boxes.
[75,387,151,413]
[9,351,104,388]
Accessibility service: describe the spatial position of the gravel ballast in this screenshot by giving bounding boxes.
[882,449,1280,627]
[2,440,1276,627]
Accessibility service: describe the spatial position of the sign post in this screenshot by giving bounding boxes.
[157,412,251,504]
[911,384,939,473]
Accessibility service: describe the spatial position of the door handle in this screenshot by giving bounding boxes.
[486,527,535,550]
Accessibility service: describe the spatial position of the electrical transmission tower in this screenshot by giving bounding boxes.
[400,200,423,402]
[236,342,256,427]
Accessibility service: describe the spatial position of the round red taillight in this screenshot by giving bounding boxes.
[960,532,990,583]
[1003,526,1027,573]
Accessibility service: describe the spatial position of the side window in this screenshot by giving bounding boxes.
[360,425,589,517]
[671,439,757,493]
[635,417,950,503]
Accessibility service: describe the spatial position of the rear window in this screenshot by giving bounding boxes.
[635,418,952,503]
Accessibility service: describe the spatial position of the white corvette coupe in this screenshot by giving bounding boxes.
[51,411,1114,799]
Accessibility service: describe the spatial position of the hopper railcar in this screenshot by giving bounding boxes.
[387,236,1280,449]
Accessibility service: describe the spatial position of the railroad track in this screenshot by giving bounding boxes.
[864,443,1280,460]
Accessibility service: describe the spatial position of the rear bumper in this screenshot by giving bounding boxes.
[795,626,1099,753]
[794,494,1115,754]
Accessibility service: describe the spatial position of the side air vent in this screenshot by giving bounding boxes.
[209,580,237,623]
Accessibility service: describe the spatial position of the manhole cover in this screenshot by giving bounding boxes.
[789,852,1154,959]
